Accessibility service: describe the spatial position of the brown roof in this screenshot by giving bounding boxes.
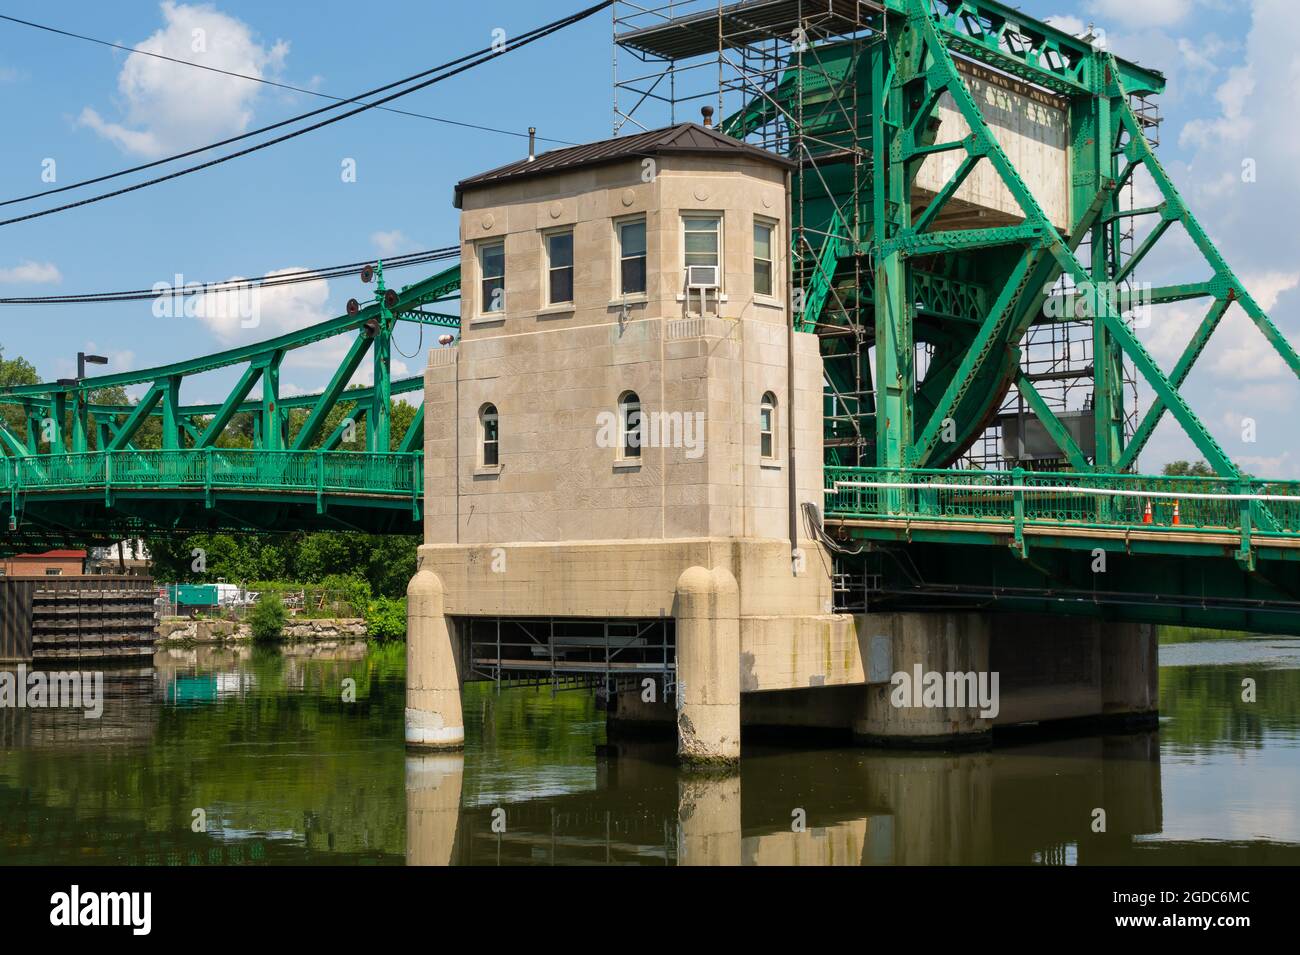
[454,122,794,206]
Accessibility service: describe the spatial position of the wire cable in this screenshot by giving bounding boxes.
[0,246,460,304]
[0,12,579,154]
[0,2,609,222]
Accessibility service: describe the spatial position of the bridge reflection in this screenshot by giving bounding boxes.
[406,731,1202,866]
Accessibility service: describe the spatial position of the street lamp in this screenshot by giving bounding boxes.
[78,352,108,379]
[72,353,108,455]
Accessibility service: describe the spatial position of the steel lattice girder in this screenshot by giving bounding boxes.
[0,262,461,458]
[772,0,1298,482]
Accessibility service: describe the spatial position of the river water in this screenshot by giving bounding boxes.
[1,632,1297,865]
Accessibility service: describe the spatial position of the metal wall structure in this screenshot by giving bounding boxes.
[0,579,34,662]
[0,575,156,663]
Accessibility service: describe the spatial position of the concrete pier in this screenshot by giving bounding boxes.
[405,569,464,750]
[675,567,741,764]
[852,613,994,745]
[607,610,1160,750]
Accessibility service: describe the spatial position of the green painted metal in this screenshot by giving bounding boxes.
[0,259,457,540]
[729,0,1296,490]
[0,261,459,455]
[824,465,1300,559]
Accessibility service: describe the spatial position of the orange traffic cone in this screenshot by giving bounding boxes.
[1172,500,1181,525]
[1142,501,1153,524]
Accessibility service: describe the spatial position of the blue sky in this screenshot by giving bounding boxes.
[0,0,1296,474]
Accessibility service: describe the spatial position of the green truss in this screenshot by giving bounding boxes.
[0,261,460,459]
[750,0,1299,486]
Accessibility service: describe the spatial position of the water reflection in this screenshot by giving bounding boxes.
[2,634,1298,865]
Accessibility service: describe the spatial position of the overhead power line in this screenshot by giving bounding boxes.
[0,2,610,225]
[0,13,579,151]
[0,246,460,304]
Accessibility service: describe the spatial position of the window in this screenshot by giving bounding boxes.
[760,392,777,459]
[684,216,721,280]
[480,403,499,467]
[479,242,505,314]
[754,221,775,296]
[546,231,574,305]
[45,568,63,576]
[619,392,642,460]
[619,219,647,295]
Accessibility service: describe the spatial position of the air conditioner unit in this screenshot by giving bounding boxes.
[686,265,719,288]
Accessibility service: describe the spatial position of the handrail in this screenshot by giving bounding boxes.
[0,449,422,497]
[822,466,1300,549]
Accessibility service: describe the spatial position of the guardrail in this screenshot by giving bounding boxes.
[823,466,1300,546]
[1,449,423,499]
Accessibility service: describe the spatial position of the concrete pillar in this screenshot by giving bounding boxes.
[405,753,464,866]
[1101,622,1159,721]
[674,566,740,764]
[676,772,742,865]
[405,568,464,749]
[852,613,994,745]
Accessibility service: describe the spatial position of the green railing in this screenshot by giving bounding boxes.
[1,449,423,499]
[824,467,1300,541]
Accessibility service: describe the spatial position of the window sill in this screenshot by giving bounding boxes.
[537,305,575,319]
[609,294,648,308]
[754,295,784,309]
[676,293,728,303]
[760,460,783,471]
[473,466,503,478]
[469,314,506,326]
[612,460,642,472]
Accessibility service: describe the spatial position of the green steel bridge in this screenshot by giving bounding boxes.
[0,262,459,549]
[3,0,1300,631]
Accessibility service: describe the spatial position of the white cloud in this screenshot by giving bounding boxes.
[193,266,329,344]
[1045,15,1088,37]
[189,268,409,394]
[0,261,62,284]
[1086,0,1195,29]
[80,1,289,157]
[371,230,408,256]
[1211,311,1289,379]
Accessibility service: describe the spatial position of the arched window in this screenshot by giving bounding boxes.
[619,391,642,459]
[479,403,499,467]
[760,392,777,459]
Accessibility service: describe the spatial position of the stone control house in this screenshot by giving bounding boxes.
[406,119,849,761]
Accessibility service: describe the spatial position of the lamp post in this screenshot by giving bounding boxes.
[73,352,108,455]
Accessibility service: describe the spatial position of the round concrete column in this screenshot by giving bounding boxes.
[405,753,464,866]
[675,566,740,764]
[405,568,464,749]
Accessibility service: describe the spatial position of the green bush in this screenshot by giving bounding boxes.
[365,596,407,643]
[249,592,288,643]
[319,574,372,617]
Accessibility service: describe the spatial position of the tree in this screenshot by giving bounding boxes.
[0,345,38,439]
[365,596,406,642]
[248,592,288,643]
[1163,460,1215,477]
